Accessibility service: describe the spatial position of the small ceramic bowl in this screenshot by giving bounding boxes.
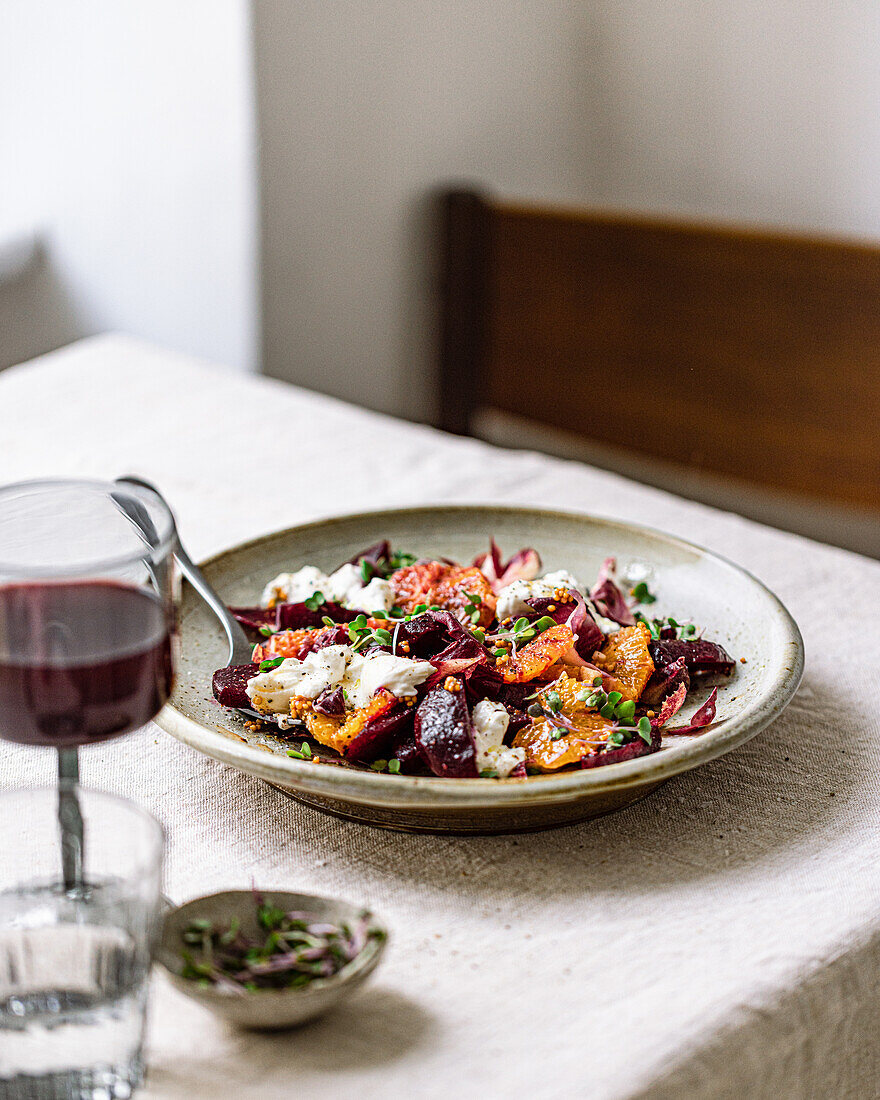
[156,890,388,1030]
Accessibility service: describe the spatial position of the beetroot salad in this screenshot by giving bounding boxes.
[212,540,735,778]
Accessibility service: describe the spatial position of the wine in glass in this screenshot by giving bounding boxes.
[0,478,176,1098]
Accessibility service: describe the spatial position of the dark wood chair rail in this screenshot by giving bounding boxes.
[437,188,880,513]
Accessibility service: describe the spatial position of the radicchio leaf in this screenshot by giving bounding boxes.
[414,683,478,777]
[473,540,541,593]
[212,664,260,708]
[589,557,636,626]
[342,541,392,569]
[664,688,718,735]
[532,588,606,661]
[651,681,688,729]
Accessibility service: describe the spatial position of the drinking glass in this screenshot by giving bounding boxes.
[0,787,164,1099]
[0,478,178,1097]
[0,478,176,751]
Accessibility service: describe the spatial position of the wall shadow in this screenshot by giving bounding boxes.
[0,243,86,372]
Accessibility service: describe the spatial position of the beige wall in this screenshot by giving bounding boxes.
[254,2,599,422]
[255,2,880,423]
[585,1,880,237]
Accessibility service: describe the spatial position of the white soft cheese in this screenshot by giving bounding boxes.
[260,563,394,612]
[246,645,350,712]
[260,566,327,608]
[495,570,582,621]
[353,577,395,613]
[471,700,525,778]
[344,651,434,710]
[323,563,363,605]
[246,644,433,716]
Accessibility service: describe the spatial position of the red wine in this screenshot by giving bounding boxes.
[0,582,173,747]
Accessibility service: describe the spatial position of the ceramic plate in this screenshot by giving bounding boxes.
[156,505,804,834]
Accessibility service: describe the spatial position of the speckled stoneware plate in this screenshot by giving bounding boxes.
[155,505,804,834]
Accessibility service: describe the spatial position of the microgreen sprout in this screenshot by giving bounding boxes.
[631,581,656,605]
[462,591,484,625]
[304,591,325,612]
[179,893,383,992]
[259,656,284,672]
[258,625,276,637]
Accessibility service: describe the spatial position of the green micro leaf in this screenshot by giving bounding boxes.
[304,591,325,611]
[616,699,636,723]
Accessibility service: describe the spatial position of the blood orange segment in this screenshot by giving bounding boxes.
[596,623,655,702]
[502,624,575,682]
[513,673,615,770]
[389,562,496,626]
[304,689,398,756]
[251,628,311,663]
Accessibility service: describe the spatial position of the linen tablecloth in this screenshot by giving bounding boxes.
[2,335,879,1100]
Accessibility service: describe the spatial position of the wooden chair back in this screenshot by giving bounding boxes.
[438,189,880,513]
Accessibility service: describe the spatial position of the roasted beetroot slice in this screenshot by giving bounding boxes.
[414,684,478,777]
[581,737,655,768]
[581,725,660,769]
[276,601,360,630]
[392,735,430,774]
[230,606,277,632]
[395,609,476,658]
[642,655,690,707]
[345,704,414,763]
[298,624,351,656]
[314,686,345,716]
[212,663,260,708]
[466,665,533,711]
[649,639,735,678]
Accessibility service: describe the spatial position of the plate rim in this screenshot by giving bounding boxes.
[156,503,805,808]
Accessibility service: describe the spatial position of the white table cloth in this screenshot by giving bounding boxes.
[2,335,879,1100]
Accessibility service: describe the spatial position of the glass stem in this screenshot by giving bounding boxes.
[57,747,84,893]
